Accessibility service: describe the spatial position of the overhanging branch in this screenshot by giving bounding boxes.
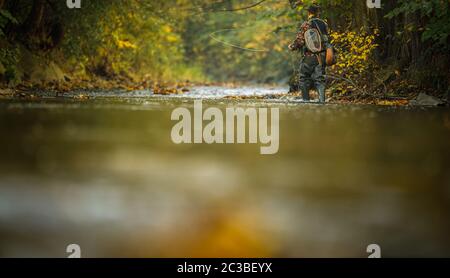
[203,0,268,13]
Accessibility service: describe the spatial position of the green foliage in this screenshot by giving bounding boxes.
[183,1,298,83]
[0,7,20,81]
[55,0,201,80]
[0,0,448,90]
[0,45,20,83]
[386,0,450,48]
[0,9,18,37]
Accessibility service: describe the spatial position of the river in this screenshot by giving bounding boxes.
[0,86,449,257]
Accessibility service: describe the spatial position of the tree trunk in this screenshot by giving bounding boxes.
[352,0,368,30]
[21,0,46,36]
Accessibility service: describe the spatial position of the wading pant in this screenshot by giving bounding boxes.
[298,54,326,102]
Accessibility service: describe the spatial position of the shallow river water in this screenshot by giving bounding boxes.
[0,86,449,257]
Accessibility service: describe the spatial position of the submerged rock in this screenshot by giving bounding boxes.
[410,93,444,106]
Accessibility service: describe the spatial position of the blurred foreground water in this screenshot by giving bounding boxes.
[0,87,449,257]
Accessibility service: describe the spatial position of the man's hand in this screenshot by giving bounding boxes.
[288,44,296,51]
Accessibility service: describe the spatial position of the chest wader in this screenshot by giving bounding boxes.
[298,52,326,103]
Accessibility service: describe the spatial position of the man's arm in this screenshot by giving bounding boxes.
[289,22,308,51]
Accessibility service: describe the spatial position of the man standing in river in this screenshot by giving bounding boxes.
[289,4,330,103]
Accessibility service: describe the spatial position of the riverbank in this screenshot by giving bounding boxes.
[0,44,448,107]
[1,42,448,107]
[1,79,448,107]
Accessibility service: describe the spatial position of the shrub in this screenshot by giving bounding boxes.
[329,28,379,78]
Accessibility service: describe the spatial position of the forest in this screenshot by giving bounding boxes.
[0,0,449,103]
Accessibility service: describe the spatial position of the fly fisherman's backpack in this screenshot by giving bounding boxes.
[325,45,337,67]
[304,18,336,66]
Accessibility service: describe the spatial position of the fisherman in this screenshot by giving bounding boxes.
[289,4,330,103]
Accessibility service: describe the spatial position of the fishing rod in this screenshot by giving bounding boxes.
[210,27,366,95]
[197,0,370,98]
[208,27,301,80]
[209,28,270,52]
